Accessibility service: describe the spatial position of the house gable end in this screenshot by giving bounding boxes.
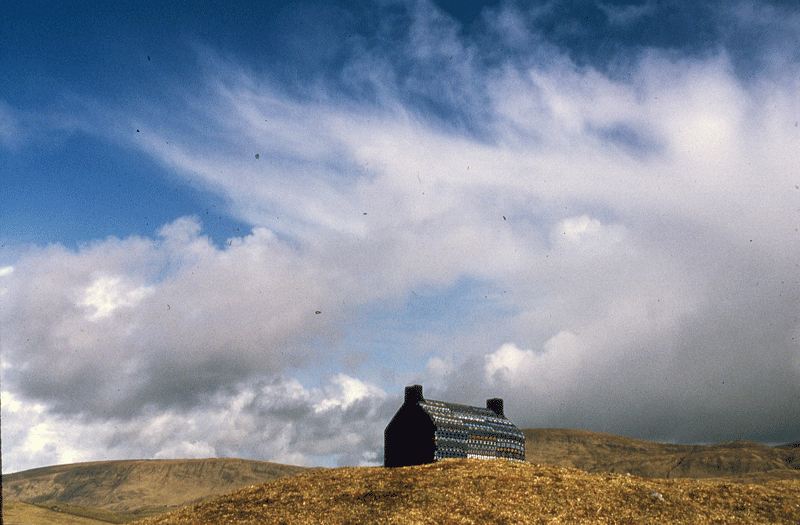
[383,404,436,468]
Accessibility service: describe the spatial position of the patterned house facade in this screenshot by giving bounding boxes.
[384,384,526,467]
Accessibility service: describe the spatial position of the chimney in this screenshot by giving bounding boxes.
[487,398,504,416]
[405,384,424,405]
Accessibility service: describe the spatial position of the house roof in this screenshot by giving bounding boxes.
[417,398,523,436]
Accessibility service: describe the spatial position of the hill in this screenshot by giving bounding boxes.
[2,458,310,523]
[4,430,797,524]
[524,428,800,480]
[133,458,800,525]
[1,500,116,525]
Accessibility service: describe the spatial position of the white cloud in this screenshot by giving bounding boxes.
[0,217,356,418]
[424,356,454,389]
[314,374,387,413]
[552,215,626,249]
[81,276,154,321]
[1,374,392,473]
[0,265,12,298]
[485,342,531,379]
[3,0,800,470]
[484,334,586,389]
[1,391,114,470]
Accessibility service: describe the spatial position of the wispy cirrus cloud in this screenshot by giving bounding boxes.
[0,101,21,147]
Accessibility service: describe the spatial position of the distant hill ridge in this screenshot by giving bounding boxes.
[524,428,800,480]
[3,457,310,514]
[3,429,798,525]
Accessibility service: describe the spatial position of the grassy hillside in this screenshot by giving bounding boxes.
[778,441,800,469]
[2,501,112,525]
[3,458,310,512]
[524,428,800,480]
[2,458,310,525]
[133,458,800,525]
[4,430,797,524]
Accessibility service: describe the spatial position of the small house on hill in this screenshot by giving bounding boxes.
[384,384,526,467]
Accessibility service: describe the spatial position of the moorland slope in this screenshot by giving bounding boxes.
[133,458,800,525]
[2,458,309,523]
[524,428,800,480]
[4,430,798,525]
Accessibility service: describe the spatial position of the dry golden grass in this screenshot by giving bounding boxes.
[134,459,800,524]
[2,458,310,513]
[2,500,112,525]
[524,429,800,480]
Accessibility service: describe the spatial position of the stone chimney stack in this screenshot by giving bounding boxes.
[405,384,424,405]
[487,398,504,416]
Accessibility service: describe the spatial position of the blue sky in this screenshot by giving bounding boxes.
[2,0,800,473]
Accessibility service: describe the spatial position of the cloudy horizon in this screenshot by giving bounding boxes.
[2,0,799,474]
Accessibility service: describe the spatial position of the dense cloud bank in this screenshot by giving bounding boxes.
[2,0,799,472]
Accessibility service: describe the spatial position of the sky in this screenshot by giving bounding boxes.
[1,0,799,474]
